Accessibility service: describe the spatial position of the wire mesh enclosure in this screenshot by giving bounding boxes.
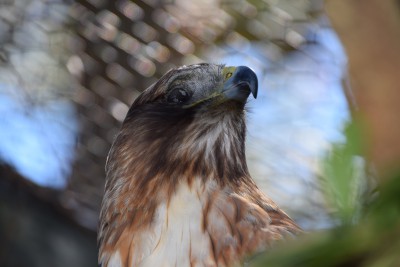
[0,0,344,237]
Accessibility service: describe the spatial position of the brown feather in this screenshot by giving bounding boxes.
[98,63,302,267]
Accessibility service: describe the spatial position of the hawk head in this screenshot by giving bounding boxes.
[106,63,258,188]
[132,63,257,109]
[99,63,299,267]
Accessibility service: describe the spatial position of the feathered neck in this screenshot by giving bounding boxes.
[106,106,249,193]
[98,106,252,257]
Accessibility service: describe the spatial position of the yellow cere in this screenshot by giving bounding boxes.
[223,67,236,80]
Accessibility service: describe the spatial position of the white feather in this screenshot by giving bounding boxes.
[136,179,217,267]
[108,251,123,267]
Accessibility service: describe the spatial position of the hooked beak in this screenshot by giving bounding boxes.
[222,66,258,103]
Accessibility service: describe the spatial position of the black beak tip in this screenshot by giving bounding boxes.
[235,66,258,99]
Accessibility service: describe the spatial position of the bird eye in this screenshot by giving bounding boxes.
[167,88,192,104]
[225,72,233,79]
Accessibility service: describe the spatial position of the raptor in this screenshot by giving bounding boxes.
[98,63,301,267]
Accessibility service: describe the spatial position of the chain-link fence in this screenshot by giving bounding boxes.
[0,0,348,265]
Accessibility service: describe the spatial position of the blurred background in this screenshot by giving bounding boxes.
[0,0,354,266]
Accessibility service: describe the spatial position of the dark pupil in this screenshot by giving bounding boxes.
[168,88,190,103]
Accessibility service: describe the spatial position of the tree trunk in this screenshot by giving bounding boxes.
[325,0,400,181]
